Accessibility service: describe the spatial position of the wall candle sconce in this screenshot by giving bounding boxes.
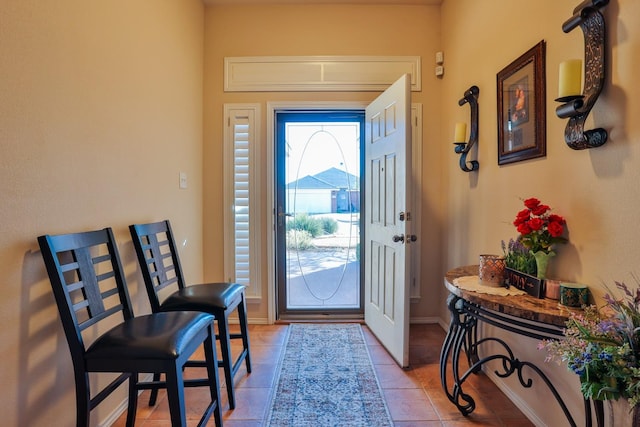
[555,0,609,150]
[454,85,479,172]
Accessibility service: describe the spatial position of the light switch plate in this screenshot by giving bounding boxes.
[179,172,187,189]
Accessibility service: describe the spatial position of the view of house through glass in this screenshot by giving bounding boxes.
[276,111,364,317]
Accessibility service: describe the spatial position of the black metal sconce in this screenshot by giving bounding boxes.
[454,85,479,172]
[555,0,609,150]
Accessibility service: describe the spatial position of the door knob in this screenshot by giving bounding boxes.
[392,234,405,243]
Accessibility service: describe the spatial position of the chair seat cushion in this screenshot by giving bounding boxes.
[85,311,214,361]
[162,282,245,312]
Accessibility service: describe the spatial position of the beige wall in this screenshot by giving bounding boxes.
[3,0,640,425]
[203,4,443,321]
[441,0,640,424]
[0,0,205,425]
[441,0,640,300]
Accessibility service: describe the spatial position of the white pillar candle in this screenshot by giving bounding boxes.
[558,59,582,98]
[454,122,467,142]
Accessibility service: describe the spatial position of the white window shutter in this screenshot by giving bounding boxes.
[223,104,261,299]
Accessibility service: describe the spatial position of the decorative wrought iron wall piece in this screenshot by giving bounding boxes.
[555,0,609,150]
[454,86,479,172]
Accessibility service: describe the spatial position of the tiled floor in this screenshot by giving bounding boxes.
[112,323,533,426]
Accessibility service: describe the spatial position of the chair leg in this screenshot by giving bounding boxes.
[218,315,236,409]
[204,325,223,427]
[165,366,187,427]
[75,371,91,427]
[125,374,138,427]
[148,373,160,406]
[238,294,252,374]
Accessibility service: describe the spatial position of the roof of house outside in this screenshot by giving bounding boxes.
[287,167,359,190]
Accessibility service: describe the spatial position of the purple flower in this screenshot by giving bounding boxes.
[603,293,617,306]
[569,362,585,376]
[539,281,640,404]
[598,351,613,361]
[615,281,633,298]
[597,319,621,335]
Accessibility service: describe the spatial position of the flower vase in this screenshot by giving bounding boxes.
[532,250,554,280]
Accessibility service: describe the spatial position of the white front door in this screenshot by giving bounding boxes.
[364,74,412,368]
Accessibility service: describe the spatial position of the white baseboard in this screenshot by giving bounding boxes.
[101,400,128,427]
[101,374,154,427]
[247,317,270,325]
[409,316,441,324]
[249,316,445,325]
[483,368,545,426]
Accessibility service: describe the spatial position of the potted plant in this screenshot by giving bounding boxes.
[539,281,640,425]
[502,238,537,276]
[502,238,544,297]
[502,197,567,297]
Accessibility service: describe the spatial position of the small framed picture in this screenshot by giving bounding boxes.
[497,40,546,165]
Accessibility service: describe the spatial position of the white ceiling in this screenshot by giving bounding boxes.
[204,0,441,5]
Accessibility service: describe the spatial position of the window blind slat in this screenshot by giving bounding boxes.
[225,104,260,298]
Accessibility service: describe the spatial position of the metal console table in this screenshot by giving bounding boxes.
[441,265,603,427]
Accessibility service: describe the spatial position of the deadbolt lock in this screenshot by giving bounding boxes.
[399,212,411,221]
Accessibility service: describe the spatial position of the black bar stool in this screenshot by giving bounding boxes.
[38,228,222,427]
[129,220,252,409]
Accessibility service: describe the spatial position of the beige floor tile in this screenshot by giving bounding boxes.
[112,324,533,426]
[383,388,440,421]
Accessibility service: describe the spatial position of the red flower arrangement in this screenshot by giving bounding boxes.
[513,197,567,254]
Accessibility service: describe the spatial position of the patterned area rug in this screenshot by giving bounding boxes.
[266,323,393,427]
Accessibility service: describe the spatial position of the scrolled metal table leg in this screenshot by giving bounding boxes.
[440,294,477,415]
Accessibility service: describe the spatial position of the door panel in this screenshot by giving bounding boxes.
[364,74,411,367]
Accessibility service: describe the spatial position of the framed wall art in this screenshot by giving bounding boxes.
[497,40,546,165]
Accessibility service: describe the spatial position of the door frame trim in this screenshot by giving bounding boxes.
[266,101,368,324]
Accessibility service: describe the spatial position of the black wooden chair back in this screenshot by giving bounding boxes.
[39,229,133,361]
[130,220,186,311]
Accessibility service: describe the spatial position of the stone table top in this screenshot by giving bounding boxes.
[445,265,582,327]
